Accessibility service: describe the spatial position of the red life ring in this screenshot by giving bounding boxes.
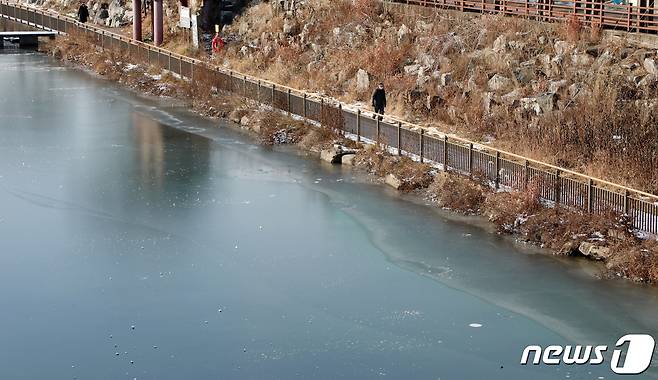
[212,34,225,53]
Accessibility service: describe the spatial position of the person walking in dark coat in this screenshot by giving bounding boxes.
[372,82,386,120]
[77,2,89,23]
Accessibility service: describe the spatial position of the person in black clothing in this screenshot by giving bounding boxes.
[372,82,386,120]
[77,2,89,23]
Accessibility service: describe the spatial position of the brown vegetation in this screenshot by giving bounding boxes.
[219,1,658,194]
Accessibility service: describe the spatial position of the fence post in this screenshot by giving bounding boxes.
[587,178,593,213]
[168,52,172,72]
[190,62,194,83]
[495,151,500,190]
[524,160,529,190]
[101,30,104,50]
[257,80,261,103]
[624,189,629,215]
[443,135,448,170]
[555,169,561,205]
[303,93,307,119]
[338,104,343,134]
[397,122,402,156]
[243,75,247,98]
[468,143,473,176]
[419,130,425,163]
[356,109,361,142]
[271,84,275,107]
[376,116,380,144]
[287,89,291,115]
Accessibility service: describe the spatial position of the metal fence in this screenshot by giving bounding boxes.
[2,1,657,235]
[387,0,658,34]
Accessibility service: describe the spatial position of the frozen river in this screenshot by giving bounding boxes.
[1,51,658,380]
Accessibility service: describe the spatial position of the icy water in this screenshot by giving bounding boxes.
[1,51,658,380]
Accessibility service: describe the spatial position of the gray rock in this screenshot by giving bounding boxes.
[521,92,556,114]
[482,92,495,114]
[513,67,534,84]
[417,52,436,68]
[501,89,522,106]
[356,69,370,93]
[238,21,249,36]
[572,53,594,66]
[416,69,430,87]
[535,92,557,113]
[644,58,658,76]
[493,35,507,53]
[578,242,611,261]
[554,40,573,56]
[397,24,412,45]
[404,64,421,76]
[240,115,250,126]
[549,79,568,93]
[385,173,403,189]
[488,74,514,92]
[283,17,299,36]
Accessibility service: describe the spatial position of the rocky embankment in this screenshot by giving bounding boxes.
[220,0,658,194]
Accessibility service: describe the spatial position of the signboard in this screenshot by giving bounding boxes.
[179,6,191,28]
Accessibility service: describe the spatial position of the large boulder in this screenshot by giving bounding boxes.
[578,242,612,261]
[355,69,370,93]
[385,174,403,190]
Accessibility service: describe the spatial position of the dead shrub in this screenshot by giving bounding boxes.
[605,241,658,283]
[428,172,487,213]
[564,14,582,42]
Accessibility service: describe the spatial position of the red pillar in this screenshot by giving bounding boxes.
[132,0,142,41]
[153,0,163,46]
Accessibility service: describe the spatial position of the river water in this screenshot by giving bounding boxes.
[1,51,658,380]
